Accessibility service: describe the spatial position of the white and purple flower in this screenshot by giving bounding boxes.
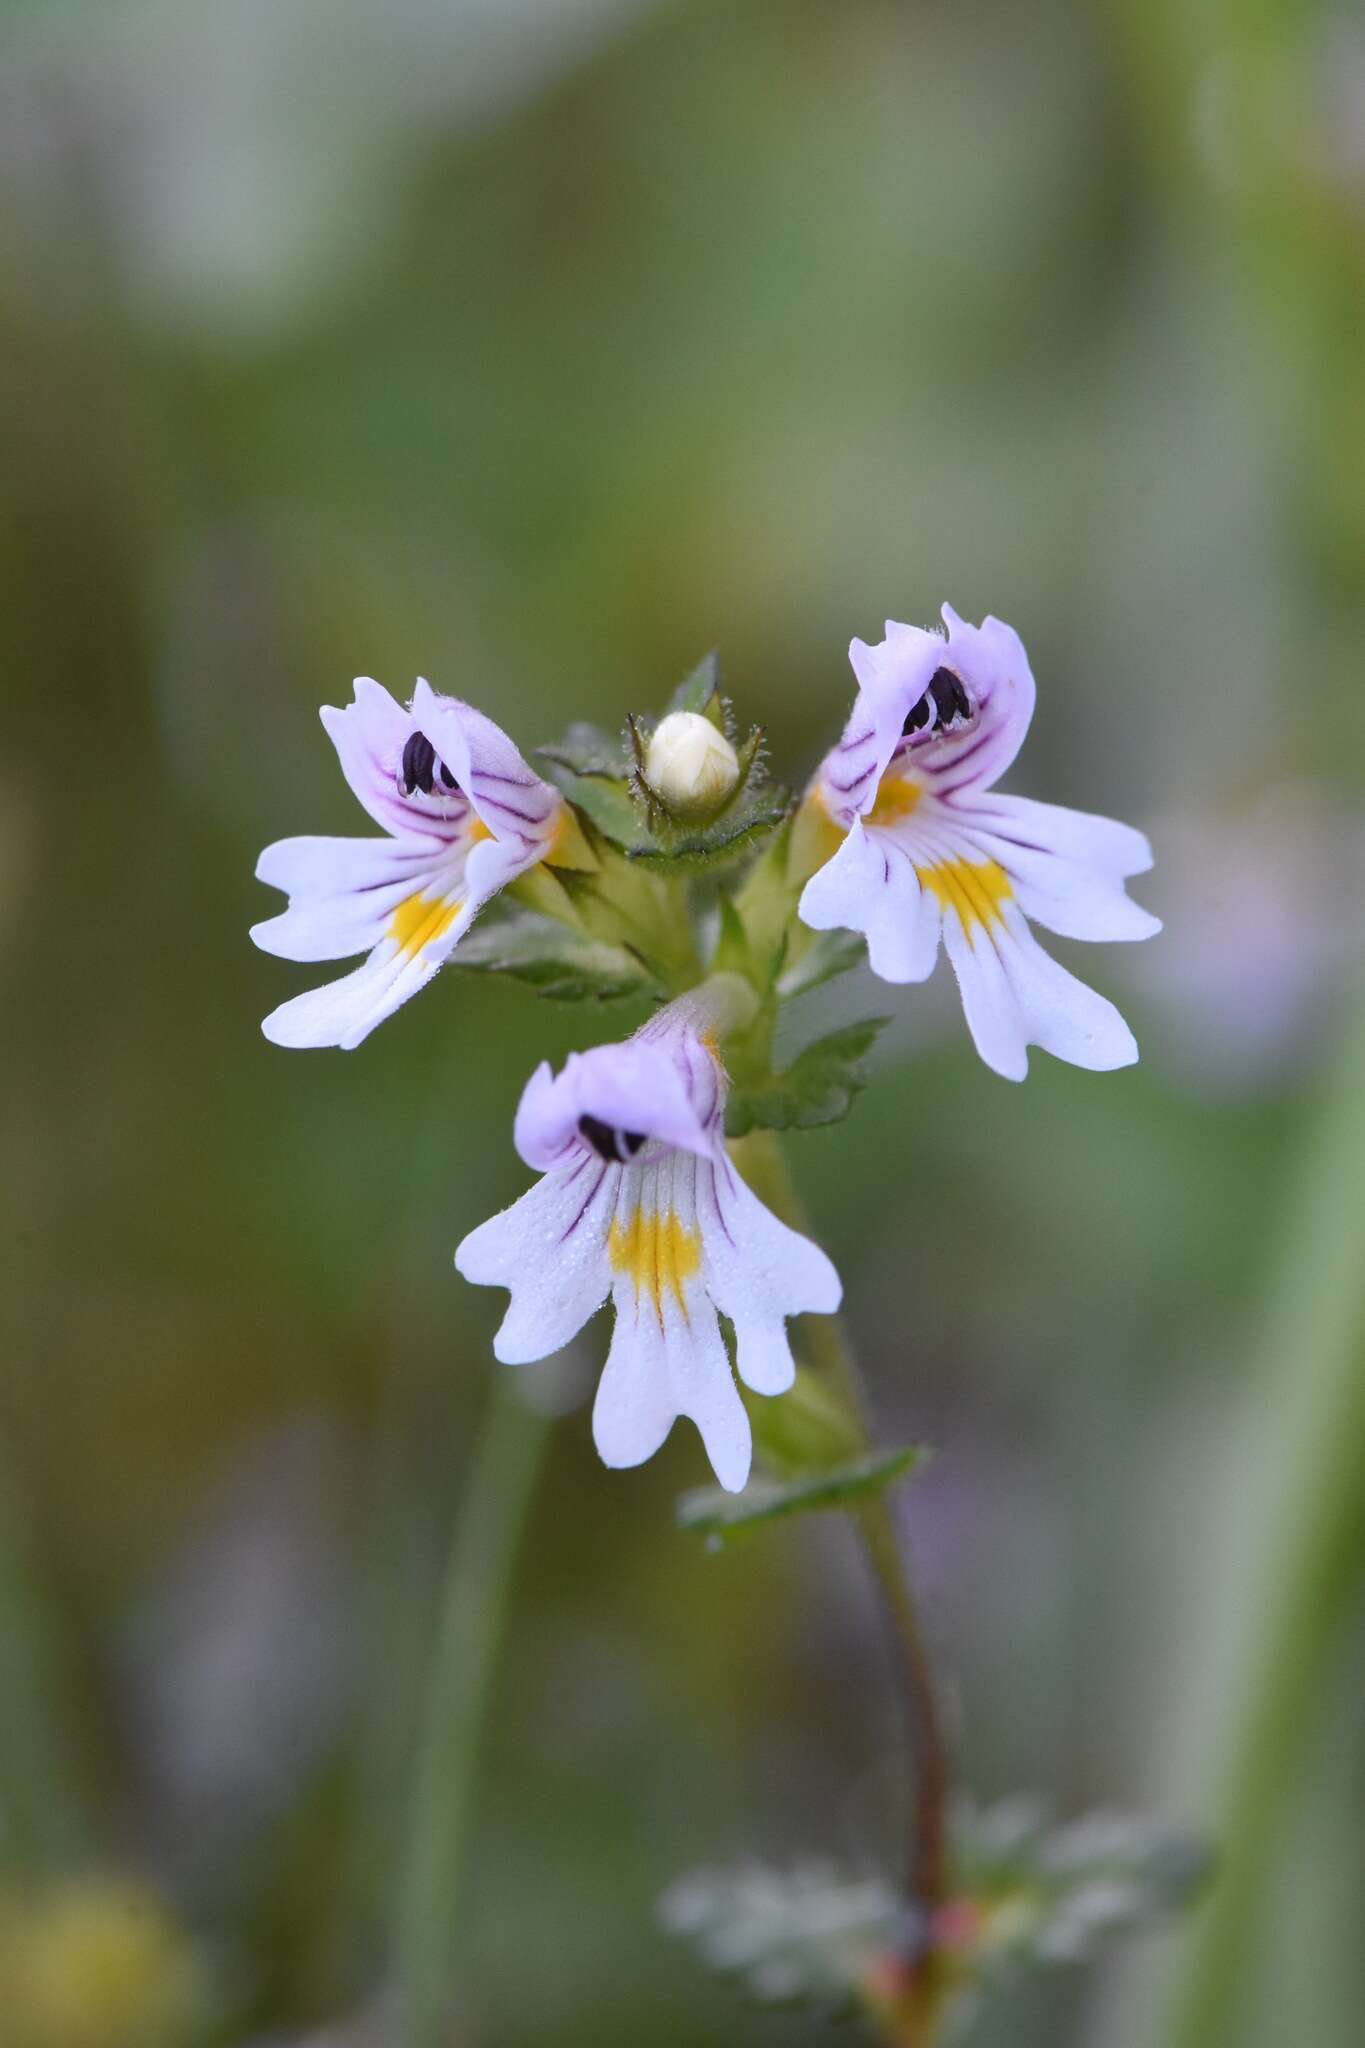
[251,678,566,1048]
[799,606,1160,1080]
[455,1001,842,1491]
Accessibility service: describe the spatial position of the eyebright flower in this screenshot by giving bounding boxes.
[799,606,1160,1080]
[454,1001,842,1491]
[251,677,567,1048]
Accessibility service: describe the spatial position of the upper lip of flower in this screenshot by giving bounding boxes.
[513,1030,724,1172]
[820,604,1037,830]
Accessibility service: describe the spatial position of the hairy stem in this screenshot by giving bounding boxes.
[858,1501,951,1913]
[730,1130,952,1941]
[395,1375,550,2048]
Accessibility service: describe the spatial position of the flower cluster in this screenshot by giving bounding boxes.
[252,610,1157,1487]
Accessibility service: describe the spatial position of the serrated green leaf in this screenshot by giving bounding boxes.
[536,722,628,778]
[678,1445,925,1547]
[726,1016,889,1136]
[541,766,642,847]
[660,1859,903,2012]
[667,650,724,722]
[451,913,660,1002]
[625,786,792,870]
[951,1798,1212,1977]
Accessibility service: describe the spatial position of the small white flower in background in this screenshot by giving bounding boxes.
[645,711,740,812]
[455,999,841,1491]
[799,605,1160,1081]
[251,678,566,1049]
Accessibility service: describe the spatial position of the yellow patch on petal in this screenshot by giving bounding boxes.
[867,768,923,828]
[466,814,494,846]
[389,892,462,957]
[609,1206,702,1326]
[916,856,1012,942]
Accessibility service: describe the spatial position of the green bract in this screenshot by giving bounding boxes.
[726,1017,890,1137]
[677,1445,925,1549]
[537,652,792,873]
[450,913,664,1004]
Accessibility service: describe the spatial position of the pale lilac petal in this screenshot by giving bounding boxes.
[593,1150,751,1490]
[512,1039,716,1172]
[799,822,942,984]
[454,1161,615,1363]
[590,1302,684,1475]
[995,859,1160,946]
[920,607,1036,798]
[827,624,946,825]
[594,1285,750,1492]
[955,791,1154,879]
[698,1157,842,1397]
[461,829,551,922]
[260,891,475,1050]
[995,913,1138,1071]
[939,915,1030,1080]
[318,678,463,845]
[255,833,431,898]
[414,681,561,860]
[942,906,1138,1080]
[251,892,406,967]
[942,794,1161,945]
[820,607,1037,828]
[251,835,434,963]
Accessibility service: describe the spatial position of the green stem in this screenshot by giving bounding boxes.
[395,1375,551,2048]
[858,1503,951,1915]
[730,1131,952,1934]
[1167,996,1365,2048]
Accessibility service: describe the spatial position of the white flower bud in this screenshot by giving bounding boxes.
[644,712,740,814]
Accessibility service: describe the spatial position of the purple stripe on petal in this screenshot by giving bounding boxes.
[557,1163,610,1244]
[925,729,996,795]
[825,765,875,797]
[706,1161,737,1249]
[476,796,556,830]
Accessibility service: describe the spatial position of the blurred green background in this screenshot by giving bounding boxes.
[2,0,1364,2043]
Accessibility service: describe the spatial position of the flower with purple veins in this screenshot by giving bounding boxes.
[798,605,1160,1080]
[251,677,568,1049]
[455,998,842,1491]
